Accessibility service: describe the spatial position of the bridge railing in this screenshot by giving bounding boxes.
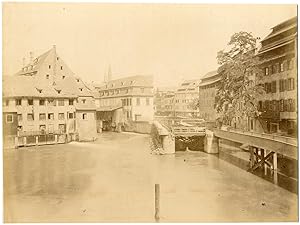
[218,127,297,147]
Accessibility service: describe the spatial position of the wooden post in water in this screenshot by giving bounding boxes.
[155,183,160,222]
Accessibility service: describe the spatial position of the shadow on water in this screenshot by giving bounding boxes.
[175,148,298,195]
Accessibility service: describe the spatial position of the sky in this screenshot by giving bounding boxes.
[3,3,297,87]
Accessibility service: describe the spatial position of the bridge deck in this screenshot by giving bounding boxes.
[214,129,297,160]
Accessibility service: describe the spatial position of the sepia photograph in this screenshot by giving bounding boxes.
[2,2,298,222]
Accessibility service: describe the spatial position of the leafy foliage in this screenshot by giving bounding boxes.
[215,31,264,124]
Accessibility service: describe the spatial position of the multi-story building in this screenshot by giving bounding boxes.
[174,79,200,117]
[256,17,297,137]
[154,87,176,116]
[198,70,221,123]
[3,45,97,143]
[93,75,154,130]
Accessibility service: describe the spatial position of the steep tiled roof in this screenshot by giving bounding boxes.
[177,79,200,92]
[199,70,221,87]
[4,46,93,98]
[94,75,153,90]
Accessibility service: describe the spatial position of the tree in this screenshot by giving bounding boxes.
[215,31,264,127]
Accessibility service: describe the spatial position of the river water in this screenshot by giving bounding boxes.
[4,132,298,222]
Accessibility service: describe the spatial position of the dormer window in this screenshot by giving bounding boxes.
[46,74,49,79]
[57,90,61,94]
[82,99,86,104]
[62,75,65,79]
[61,66,63,70]
[76,79,80,82]
[49,65,51,69]
[36,88,42,93]
[79,88,83,92]
[57,57,59,60]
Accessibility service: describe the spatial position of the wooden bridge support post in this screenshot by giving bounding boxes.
[23,136,27,146]
[35,136,39,146]
[273,152,278,171]
[249,146,255,168]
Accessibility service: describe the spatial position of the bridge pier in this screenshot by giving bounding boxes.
[204,130,219,154]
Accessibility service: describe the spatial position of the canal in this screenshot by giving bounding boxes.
[4,132,298,222]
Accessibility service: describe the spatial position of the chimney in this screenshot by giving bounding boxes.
[29,51,34,64]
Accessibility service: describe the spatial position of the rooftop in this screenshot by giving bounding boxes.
[93,75,153,90]
[4,46,93,98]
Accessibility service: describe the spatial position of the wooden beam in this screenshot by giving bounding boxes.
[249,151,275,172]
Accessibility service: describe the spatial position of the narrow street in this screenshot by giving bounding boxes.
[4,132,297,222]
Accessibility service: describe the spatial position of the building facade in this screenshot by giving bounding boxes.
[174,79,200,117]
[198,70,221,122]
[256,17,297,137]
[154,87,176,116]
[3,46,97,144]
[93,75,154,130]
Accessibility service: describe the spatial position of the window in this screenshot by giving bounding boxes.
[125,89,129,94]
[58,99,64,106]
[287,78,295,91]
[62,75,65,79]
[17,114,22,121]
[264,100,269,111]
[39,113,46,121]
[39,125,46,132]
[129,98,132,106]
[16,99,22,106]
[79,88,83,92]
[141,88,145,93]
[289,99,295,112]
[279,99,284,112]
[58,113,65,120]
[6,114,13,123]
[28,99,33,105]
[82,99,86,104]
[57,57,59,60]
[48,99,56,106]
[61,66,63,70]
[69,99,74,105]
[279,79,285,92]
[258,101,263,111]
[48,113,54,120]
[57,90,61,94]
[271,81,276,93]
[46,74,49,79]
[5,100,9,106]
[265,67,269,76]
[82,113,87,120]
[136,98,140,106]
[68,112,74,119]
[27,113,34,121]
[76,79,80,82]
[49,65,51,69]
[146,98,150,106]
[283,100,288,112]
[59,124,65,133]
[280,62,284,72]
[39,99,45,106]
